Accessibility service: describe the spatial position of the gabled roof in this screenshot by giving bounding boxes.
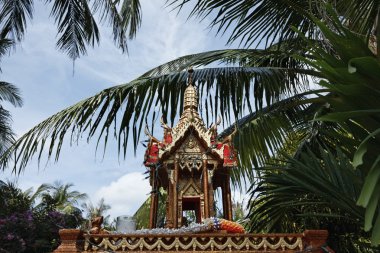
[158,83,222,160]
[144,70,237,167]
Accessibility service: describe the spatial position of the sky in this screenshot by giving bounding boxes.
[0,1,247,219]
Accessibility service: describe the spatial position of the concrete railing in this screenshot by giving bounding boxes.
[54,229,330,253]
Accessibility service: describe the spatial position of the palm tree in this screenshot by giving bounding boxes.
[38,181,88,214]
[81,198,112,228]
[0,38,22,155]
[22,183,50,207]
[0,0,142,61]
[82,198,111,219]
[1,0,380,247]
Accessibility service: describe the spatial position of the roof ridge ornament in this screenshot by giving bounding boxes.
[187,68,194,86]
[183,68,198,112]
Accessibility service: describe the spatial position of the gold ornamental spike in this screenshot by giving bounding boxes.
[184,68,198,111]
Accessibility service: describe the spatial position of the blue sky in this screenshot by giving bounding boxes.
[0,1,246,219]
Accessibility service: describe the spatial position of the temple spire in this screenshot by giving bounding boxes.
[183,68,198,112]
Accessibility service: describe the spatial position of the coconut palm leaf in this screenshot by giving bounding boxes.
[81,198,111,219]
[0,59,309,174]
[23,183,50,206]
[0,82,23,107]
[0,0,142,60]
[167,0,324,47]
[38,181,88,213]
[93,0,142,53]
[216,93,313,185]
[168,0,379,47]
[0,82,22,155]
[336,0,380,39]
[0,106,15,154]
[0,38,13,59]
[0,0,33,41]
[47,0,100,60]
[141,44,313,78]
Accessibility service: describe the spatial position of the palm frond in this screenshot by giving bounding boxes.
[0,38,13,60]
[336,0,380,38]
[27,183,50,205]
[217,92,324,188]
[167,0,322,47]
[0,82,22,157]
[0,0,33,41]
[120,0,142,39]
[47,0,100,60]
[92,0,141,53]
[141,46,312,78]
[167,0,379,48]
[0,106,15,155]
[0,82,23,107]
[39,181,87,212]
[0,64,308,174]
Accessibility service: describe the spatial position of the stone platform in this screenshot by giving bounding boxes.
[53,229,329,253]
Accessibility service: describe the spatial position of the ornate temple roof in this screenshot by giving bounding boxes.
[164,83,211,153]
[144,69,237,167]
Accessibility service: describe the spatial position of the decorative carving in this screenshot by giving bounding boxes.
[178,153,203,172]
[144,69,238,228]
[55,229,330,252]
[180,135,201,153]
[187,138,195,149]
[83,233,304,252]
[181,179,201,197]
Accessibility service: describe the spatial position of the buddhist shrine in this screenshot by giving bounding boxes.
[144,69,238,228]
[52,70,331,253]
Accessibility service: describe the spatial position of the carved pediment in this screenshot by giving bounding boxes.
[182,179,202,197]
[180,135,202,153]
[178,154,203,171]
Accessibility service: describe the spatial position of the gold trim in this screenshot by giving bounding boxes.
[84,234,303,251]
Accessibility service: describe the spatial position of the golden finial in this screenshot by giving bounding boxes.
[184,68,198,111]
[187,68,194,85]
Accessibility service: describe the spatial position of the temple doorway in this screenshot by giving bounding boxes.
[182,197,201,224]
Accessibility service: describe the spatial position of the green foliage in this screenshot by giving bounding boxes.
[247,146,378,252]
[0,180,31,216]
[81,198,112,230]
[2,0,380,249]
[0,39,23,155]
[133,189,167,229]
[0,180,86,253]
[36,181,88,214]
[232,201,245,222]
[0,0,142,60]
[293,6,380,245]
[0,58,310,174]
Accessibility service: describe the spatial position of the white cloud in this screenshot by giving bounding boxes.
[95,172,150,219]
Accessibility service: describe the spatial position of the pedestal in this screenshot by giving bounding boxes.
[53,229,83,253]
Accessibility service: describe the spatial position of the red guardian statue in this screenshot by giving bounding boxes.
[160,117,173,148]
[144,126,160,166]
